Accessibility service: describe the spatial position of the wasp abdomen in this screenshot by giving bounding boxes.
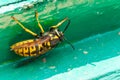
[11,33,61,57]
[11,37,52,56]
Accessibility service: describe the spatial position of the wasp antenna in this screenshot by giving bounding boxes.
[63,19,70,33]
[63,37,75,50]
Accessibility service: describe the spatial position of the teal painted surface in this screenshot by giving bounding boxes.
[0,0,120,80]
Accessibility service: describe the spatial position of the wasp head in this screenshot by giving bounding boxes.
[50,27,64,41]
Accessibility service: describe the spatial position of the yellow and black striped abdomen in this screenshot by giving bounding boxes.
[11,34,60,57]
[11,33,61,57]
[10,36,52,57]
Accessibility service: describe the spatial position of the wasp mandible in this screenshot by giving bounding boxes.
[10,11,74,57]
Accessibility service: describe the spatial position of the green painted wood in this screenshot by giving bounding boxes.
[0,0,120,80]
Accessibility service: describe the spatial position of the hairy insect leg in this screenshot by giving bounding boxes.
[51,17,68,28]
[11,16,38,37]
[35,11,45,34]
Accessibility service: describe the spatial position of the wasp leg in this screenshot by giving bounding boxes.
[51,17,68,28]
[35,11,45,34]
[11,16,38,37]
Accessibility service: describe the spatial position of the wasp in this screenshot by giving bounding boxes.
[10,11,74,57]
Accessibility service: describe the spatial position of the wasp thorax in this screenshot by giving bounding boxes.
[50,28,64,40]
